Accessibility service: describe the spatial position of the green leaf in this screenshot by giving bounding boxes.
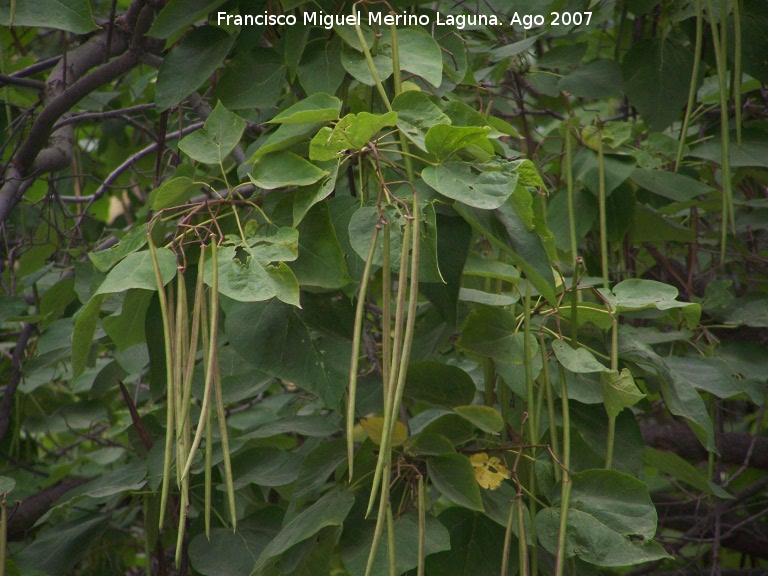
[536,469,670,567]
[621,38,695,131]
[298,37,346,95]
[618,326,715,451]
[309,111,398,161]
[95,249,176,295]
[189,508,284,575]
[71,294,106,378]
[188,528,258,576]
[36,276,72,328]
[404,362,476,407]
[558,59,622,99]
[569,403,645,476]
[462,252,520,283]
[515,158,547,188]
[425,508,515,576]
[341,41,392,86]
[601,368,645,417]
[16,514,111,576]
[293,439,347,498]
[606,279,700,321]
[250,121,327,161]
[250,151,326,189]
[0,476,16,493]
[155,27,236,111]
[438,33,468,85]
[453,405,504,434]
[630,168,714,202]
[223,298,350,407]
[422,160,519,209]
[396,27,443,87]
[341,511,450,576]
[148,0,228,38]
[407,432,456,456]
[457,307,535,386]
[254,489,355,572]
[242,414,339,440]
[346,204,399,272]
[178,101,246,164]
[103,289,152,350]
[630,204,696,244]
[573,147,637,197]
[427,454,484,511]
[456,307,541,392]
[57,461,147,502]
[539,43,589,69]
[88,225,148,273]
[663,356,752,400]
[644,447,732,499]
[392,91,450,152]
[0,296,28,323]
[454,203,556,304]
[0,0,97,33]
[207,242,300,307]
[149,177,197,211]
[269,93,341,124]
[689,128,768,168]
[425,125,491,162]
[552,339,609,373]
[292,164,339,226]
[230,447,303,489]
[288,201,352,289]
[458,288,517,307]
[213,48,287,110]
[420,212,473,326]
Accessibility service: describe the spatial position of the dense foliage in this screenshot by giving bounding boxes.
[1,0,767,575]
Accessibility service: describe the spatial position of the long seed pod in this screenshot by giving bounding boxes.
[381,223,392,401]
[383,196,420,459]
[148,235,175,530]
[366,218,411,518]
[180,251,217,481]
[175,273,193,498]
[347,226,380,479]
[417,475,426,576]
[179,249,206,435]
[208,238,237,530]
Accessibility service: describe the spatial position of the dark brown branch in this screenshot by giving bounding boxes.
[0,75,45,90]
[0,323,34,442]
[642,423,768,470]
[653,491,768,560]
[0,0,154,227]
[6,478,90,540]
[88,122,204,203]
[9,56,61,78]
[51,103,155,130]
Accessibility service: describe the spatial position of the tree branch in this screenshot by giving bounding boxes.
[0,323,34,442]
[642,423,768,470]
[0,0,154,227]
[0,75,45,90]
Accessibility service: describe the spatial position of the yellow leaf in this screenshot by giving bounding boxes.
[359,417,408,447]
[470,452,511,490]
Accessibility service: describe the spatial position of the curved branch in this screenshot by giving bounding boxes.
[642,423,768,470]
[0,323,34,442]
[0,75,45,90]
[0,0,154,227]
